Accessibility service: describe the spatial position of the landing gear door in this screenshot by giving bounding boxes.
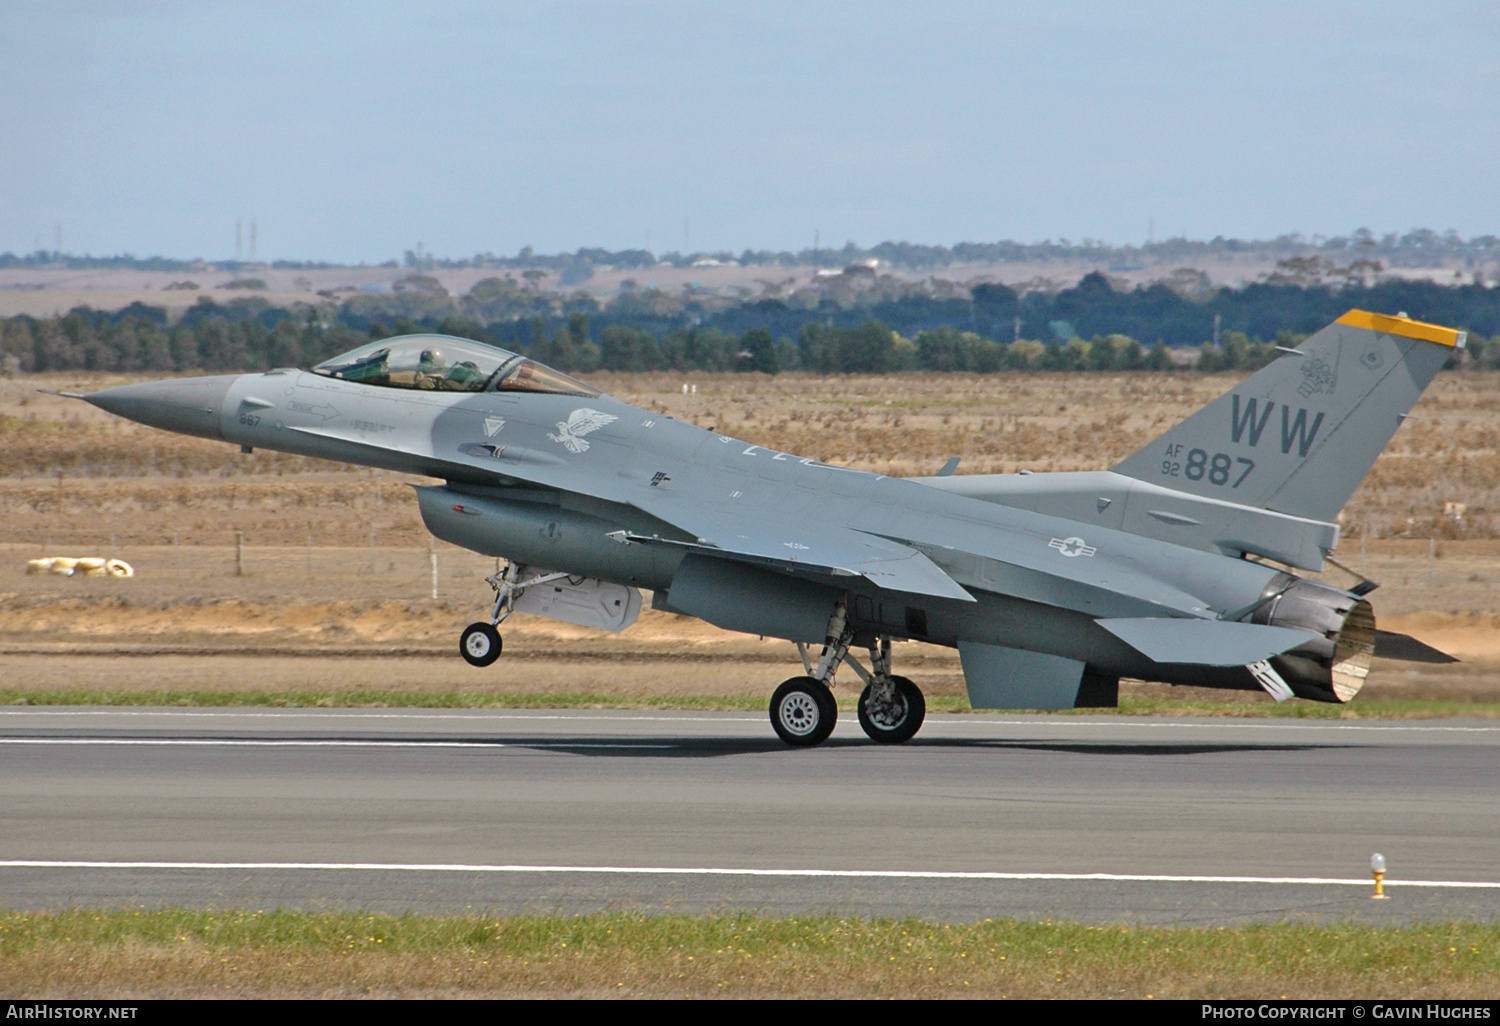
[512,576,643,633]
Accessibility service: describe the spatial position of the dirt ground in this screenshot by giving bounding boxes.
[1,369,1497,707]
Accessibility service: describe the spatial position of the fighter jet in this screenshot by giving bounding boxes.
[74,310,1461,745]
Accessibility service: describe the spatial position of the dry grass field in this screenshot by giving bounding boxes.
[2,369,1498,711]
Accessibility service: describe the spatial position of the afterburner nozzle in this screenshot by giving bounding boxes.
[83,375,239,441]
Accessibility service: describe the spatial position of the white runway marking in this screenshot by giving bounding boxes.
[0,710,760,724]
[0,738,673,750]
[941,720,1500,734]
[1,708,1498,733]
[2,860,1497,889]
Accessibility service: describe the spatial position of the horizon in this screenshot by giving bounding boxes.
[4,226,1498,270]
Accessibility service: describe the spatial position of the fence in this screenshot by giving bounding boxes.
[4,529,506,606]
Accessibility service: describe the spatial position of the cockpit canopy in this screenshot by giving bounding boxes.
[312,334,599,397]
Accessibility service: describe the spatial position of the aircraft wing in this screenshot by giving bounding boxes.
[1097,617,1319,666]
[316,418,971,602]
[612,517,975,602]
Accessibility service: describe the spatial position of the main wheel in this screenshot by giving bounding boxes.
[769,676,838,747]
[459,622,502,667]
[857,675,926,744]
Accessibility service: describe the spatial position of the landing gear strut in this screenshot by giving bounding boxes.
[769,599,927,747]
[458,562,569,668]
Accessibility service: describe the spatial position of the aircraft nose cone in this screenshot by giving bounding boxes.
[83,375,239,441]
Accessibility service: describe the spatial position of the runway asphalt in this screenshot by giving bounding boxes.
[4,706,1500,925]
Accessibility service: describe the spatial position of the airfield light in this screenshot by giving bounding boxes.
[1370,853,1388,900]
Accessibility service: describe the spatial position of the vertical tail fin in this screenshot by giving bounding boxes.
[1112,310,1464,522]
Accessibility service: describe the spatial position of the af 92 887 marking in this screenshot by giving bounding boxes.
[1161,444,1254,488]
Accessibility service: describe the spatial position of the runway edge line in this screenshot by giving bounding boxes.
[4,861,1499,889]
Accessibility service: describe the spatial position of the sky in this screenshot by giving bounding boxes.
[3,1,1498,262]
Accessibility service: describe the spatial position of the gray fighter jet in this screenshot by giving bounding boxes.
[75,310,1461,745]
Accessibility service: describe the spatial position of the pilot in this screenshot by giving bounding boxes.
[416,347,446,389]
[443,360,485,390]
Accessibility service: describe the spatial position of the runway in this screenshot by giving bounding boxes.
[4,707,1500,925]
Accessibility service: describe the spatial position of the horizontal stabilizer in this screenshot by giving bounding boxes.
[1374,630,1459,664]
[1098,617,1317,666]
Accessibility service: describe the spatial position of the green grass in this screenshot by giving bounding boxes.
[4,909,1499,997]
[4,689,1500,719]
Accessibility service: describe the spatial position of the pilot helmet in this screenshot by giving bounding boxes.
[419,347,445,369]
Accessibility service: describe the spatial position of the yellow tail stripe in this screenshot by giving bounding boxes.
[1337,309,1466,348]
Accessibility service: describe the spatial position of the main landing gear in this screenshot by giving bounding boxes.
[458,562,571,668]
[770,598,926,747]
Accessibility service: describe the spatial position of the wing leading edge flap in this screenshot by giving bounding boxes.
[610,528,974,602]
[1098,617,1318,666]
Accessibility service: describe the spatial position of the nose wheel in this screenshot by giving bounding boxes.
[460,622,502,666]
[459,561,571,667]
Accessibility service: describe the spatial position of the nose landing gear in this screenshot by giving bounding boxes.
[458,562,571,668]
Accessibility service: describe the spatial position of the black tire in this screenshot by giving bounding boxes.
[857,675,926,744]
[769,676,838,747]
[459,622,502,667]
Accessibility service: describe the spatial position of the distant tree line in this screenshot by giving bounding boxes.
[5,227,1499,277]
[6,272,1500,376]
